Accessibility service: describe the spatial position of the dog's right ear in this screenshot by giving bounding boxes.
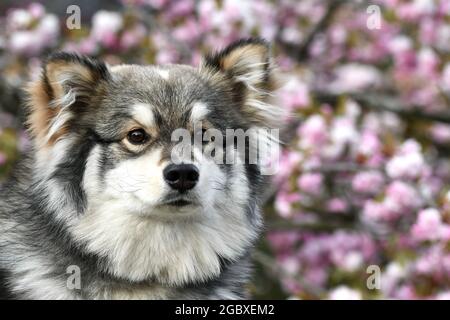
[200,38,281,128]
[26,52,110,146]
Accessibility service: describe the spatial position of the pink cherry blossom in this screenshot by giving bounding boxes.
[297,173,323,195]
[430,124,450,144]
[7,9,33,30]
[275,191,301,218]
[328,286,362,300]
[436,291,450,300]
[326,198,348,213]
[327,64,382,93]
[352,172,384,194]
[417,47,439,78]
[411,208,444,241]
[386,140,426,179]
[28,3,45,19]
[120,25,147,50]
[381,262,407,296]
[363,200,392,221]
[297,115,328,149]
[442,63,450,90]
[279,76,310,110]
[384,181,422,213]
[91,11,123,48]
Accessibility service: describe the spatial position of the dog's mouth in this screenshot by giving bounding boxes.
[159,194,198,208]
[165,199,192,207]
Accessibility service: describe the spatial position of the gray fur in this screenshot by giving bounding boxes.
[0,38,278,300]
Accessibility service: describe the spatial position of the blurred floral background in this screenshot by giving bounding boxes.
[1,0,450,300]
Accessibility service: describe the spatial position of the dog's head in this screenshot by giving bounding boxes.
[26,38,280,285]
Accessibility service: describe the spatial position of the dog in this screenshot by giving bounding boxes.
[0,38,280,299]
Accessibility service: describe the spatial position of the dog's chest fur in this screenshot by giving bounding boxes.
[0,235,251,300]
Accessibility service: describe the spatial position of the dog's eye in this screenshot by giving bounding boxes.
[127,129,149,145]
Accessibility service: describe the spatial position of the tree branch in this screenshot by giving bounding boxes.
[266,219,355,232]
[276,0,346,62]
[253,250,326,298]
[315,91,450,124]
[139,7,193,62]
[261,161,381,205]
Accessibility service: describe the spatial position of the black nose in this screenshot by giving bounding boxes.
[163,164,199,192]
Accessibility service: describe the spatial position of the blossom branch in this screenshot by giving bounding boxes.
[253,250,326,298]
[266,219,355,232]
[315,91,450,124]
[304,163,379,174]
[276,0,346,62]
[138,7,193,62]
[261,163,381,205]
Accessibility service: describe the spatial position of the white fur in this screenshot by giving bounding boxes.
[100,147,168,209]
[132,103,155,128]
[10,256,76,300]
[190,101,210,123]
[45,74,81,143]
[82,145,102,196]
[45,110,73,143]
[33,137,79,223]
[235,60,268,92]
[156,68,170,80]
[246,98,280,122]
[34,137,75,181]
[8,250,173,299]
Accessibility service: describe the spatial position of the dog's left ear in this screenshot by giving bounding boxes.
[201,38,280,128]
[26,52,110,146]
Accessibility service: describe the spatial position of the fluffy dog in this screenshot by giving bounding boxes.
[0,38,280,299]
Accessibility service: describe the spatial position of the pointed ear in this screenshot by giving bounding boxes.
[26,52,110,146]
[201,38,281,128]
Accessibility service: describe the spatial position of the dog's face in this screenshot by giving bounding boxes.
[26,39,280,285]
[81,64,235,219]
